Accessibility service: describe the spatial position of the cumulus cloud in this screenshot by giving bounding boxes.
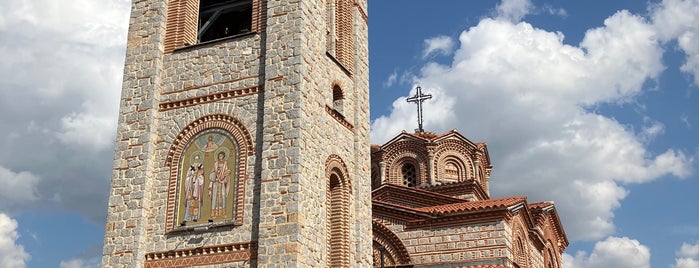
[0,166,40,212]
[0,0,130,220]
[673,242,699,268]
[651,0,699,86]
[371,3,694,240]
[0,213,30,268]
[563,236,650,268]
[496,0,533,22]
[422,36,455,59]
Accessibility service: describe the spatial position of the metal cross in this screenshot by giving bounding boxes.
[406,86,432,133]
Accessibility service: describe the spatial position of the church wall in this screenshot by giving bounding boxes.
[280,0,371,266]
[383,220,511,266]
[507,212,546,268]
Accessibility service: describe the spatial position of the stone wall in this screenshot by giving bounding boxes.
[103,0,372,267]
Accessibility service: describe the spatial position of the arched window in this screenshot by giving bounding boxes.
[326,155,350,267]
[401,163,417,187]
[332,84,344,114]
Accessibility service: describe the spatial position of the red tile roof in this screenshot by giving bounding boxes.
[416,196,526,215]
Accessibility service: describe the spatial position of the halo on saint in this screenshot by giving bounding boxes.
[214,147,230,161]
[190,151,204,165]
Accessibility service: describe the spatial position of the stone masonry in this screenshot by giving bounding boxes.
[102,0,372,267]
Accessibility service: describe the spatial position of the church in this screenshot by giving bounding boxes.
[101,0,568,267]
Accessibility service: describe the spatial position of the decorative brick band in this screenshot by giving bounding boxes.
[159,86,261,111]
[325,105,355,131]
[144,242,257,268]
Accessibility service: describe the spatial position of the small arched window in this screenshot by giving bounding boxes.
[401,163,416,187]
[332,84,344,114]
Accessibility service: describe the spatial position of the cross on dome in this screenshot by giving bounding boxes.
[406,86,433,133]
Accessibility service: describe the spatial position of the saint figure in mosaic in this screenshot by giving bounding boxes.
[209,148,231,218]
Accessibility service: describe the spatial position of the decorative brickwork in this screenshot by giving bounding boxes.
[325,105,355,131]
[326,0,355,73]
[164,114,254,232]
[373,220,412,266]
[159,85,261,111]
[144,242,257,268]
[371,130,567,267]
[164,0,199,53]
[325,154,351,267]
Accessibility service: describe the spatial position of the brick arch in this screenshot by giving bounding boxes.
[383,141,429,186]
[436,154,471,182]
[545,239,560,268]
[325,154,351,267]
[512,223,530,267]
[434,139,477,180]
[372,221,411,266]
[390,155,425,187]
[164,114,254,232]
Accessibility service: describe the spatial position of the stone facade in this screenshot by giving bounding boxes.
[370,131,568,268]
[103,0,371,267]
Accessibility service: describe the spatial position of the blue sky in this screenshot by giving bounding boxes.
[0,0,698,267]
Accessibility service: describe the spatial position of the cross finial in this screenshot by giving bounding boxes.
[406,86,432,133]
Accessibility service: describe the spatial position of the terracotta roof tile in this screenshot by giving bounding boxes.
[417,196,526,215]
[528,201,554,210]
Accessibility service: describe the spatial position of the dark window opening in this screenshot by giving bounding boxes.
[401,163,416,187]
[199,0,253,43]
[332,85,344,114]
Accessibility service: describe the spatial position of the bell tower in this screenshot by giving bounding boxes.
[102,0,371,267]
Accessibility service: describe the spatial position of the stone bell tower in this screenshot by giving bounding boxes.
[101,0,371,267]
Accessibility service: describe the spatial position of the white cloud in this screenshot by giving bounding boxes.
[0,166,40,210]
[384,70,398,88]
[563,236,650,268]
[640,116,665,142]
[651,0,699,86]
[496,0,533,22]
[543,5,567,17]
[673,242,699,268]
[59,257,100,268]
[0,213,30,268]
[422,36,455,59]
[57,112,117,150]
[0,0,129,220]
[371,9,692,240]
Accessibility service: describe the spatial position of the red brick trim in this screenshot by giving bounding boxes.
[159,86,261,111]
[144,241,257,268]
[373,220,412,266]
[325,105,355,131]
[164,114,254,232]
[326,154,351,267]
[353,1,368,24]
